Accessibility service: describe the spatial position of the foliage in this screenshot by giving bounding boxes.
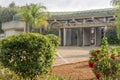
[105,27,120,45]
[9,1,16,8]
[111,0,120,39]
[43,28,59,36]
[89,37,120,80]
[18,4,49,32]
[115,46,120,55]
[46,34,60,47]
[111,0,120,6]
[0,7,18,33]
[0,65,20,80]
[0,33,56,79]
[0,8,17,22]
[45,76,73,80]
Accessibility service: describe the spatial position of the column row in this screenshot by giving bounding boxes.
[58,27,103,46]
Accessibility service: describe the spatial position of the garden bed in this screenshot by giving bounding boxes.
[51,61,95,80]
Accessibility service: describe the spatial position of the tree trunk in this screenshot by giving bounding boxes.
[29,26,32,32]
[25,22,28,33]
[25,23,31,33]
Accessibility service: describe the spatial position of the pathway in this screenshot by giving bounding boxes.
[53,46,100,66]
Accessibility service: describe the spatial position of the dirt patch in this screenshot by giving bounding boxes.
[51,61,95,80]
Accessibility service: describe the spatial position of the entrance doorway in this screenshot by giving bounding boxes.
[71,28,78,46]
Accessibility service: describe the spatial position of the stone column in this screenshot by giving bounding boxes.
[59,29,61,45]
[59,29,61,38]
[39,28,42,34]
[82,28,84,46]
[77,29,80,46]
[104,17,106,22]
[24,25,26,32]
[104,26,107,37]
[77,28,79,46]
[63,28,66,46]
[95,27,97,46]
[83,19,86,24]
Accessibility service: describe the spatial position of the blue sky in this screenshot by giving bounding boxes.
[0,0,112,11]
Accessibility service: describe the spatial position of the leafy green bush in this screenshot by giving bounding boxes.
[46,34,60,47]
[43,28,59,36]
[115,47,120,55]
[105,27,120,45]
[89,37,120,80]
[0,33,56,79]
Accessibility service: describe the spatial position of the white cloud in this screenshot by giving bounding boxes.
[0,0,112,11]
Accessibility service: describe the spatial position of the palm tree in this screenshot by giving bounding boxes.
[18,4,49,32]
[111,0,120,39]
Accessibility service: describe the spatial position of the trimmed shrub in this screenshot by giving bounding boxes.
[0,33,56,79]
[105,27,120,45]
[46,34,60,47]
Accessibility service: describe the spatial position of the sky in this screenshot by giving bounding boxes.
[0,0,112,12]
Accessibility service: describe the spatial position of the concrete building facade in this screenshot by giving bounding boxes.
[1,8,116,46]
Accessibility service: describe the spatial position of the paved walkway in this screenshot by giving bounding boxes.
[53,46,100,66]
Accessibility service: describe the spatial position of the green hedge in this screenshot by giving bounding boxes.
[0,33,56,79]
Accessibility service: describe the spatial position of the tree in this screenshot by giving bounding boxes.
[105,27,120,45]
[0,7,18,33]
[9,1,16,8]
[0,8,17,22]
[18,4,49,32]
[111,0,120,6]
[111,0,120,39]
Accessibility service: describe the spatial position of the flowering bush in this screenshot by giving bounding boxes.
[89,37,120,80]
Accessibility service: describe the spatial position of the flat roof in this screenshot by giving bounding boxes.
[50,8,115,18]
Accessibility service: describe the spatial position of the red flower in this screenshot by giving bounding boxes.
[110,56,116,60]
[96,58,99,61]
[92,53,97,56]
[95,73,102,80]
[89,62,94,68]
[96,50,100,53]
[102,54,106,57]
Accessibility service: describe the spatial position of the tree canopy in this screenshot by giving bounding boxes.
[111,0,120,39]
[9,2,16,8]
[111,0,120,6]
[0,4,19,33]
[18,4,49,32]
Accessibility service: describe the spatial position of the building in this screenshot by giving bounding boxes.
[1,8,116,46]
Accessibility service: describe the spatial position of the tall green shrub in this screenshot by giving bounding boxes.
[105,27,120,45]
[46,34,60,47]
[0,33,56,79]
